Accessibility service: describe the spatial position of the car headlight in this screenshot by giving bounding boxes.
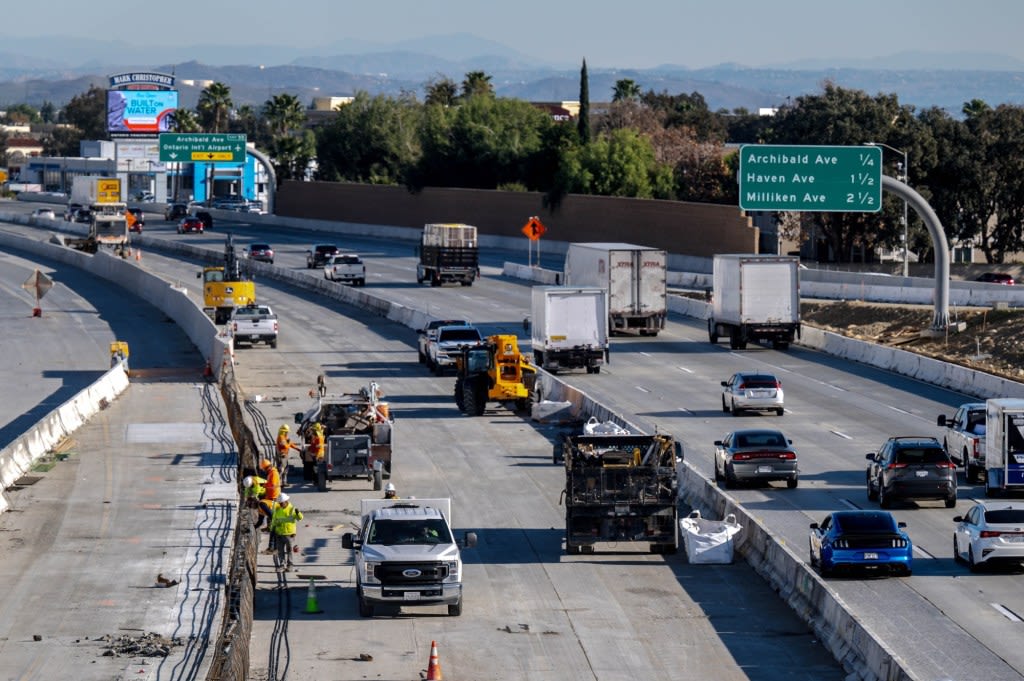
[443,561,460,583]
[363,562,381,584]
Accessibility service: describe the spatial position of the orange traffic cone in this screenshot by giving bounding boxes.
[425,640,442,680]
[135,247,142,261]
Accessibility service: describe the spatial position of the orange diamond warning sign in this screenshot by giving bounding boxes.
[521,216,546,241]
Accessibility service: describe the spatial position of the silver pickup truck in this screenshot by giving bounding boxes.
[937,402,987,481]
[230,304,279,348]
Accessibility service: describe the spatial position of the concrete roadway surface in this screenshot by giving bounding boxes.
[13,208,1019,678]
[0,220,843,675]
[144,207,1024,681]
[0,243,235,680]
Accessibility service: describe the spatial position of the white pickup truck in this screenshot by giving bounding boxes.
[324,253,366,286]
[341,498,476,617]
[230,304,279,348]
[937,402,987,481]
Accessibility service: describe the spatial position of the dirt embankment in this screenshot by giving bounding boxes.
[800,300,1024,383]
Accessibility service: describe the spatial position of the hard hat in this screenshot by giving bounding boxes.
[313,422,323,431]
[242,476,253,488]
[278,493,289,503]
[259,459,272,470]
[385,483,396,493]
[279,424,290,432]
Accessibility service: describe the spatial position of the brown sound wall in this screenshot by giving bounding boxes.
[277,181,757,256]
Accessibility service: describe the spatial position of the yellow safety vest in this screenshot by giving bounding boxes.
[271,503,303,536]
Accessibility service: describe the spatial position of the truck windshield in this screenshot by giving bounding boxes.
[368,519,453,545]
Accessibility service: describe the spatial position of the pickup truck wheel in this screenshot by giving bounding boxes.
[357,278,365,286]
[772,340,789,350]
[357,587,374,617]
[787,476,799,489]
[448,599,463,616]
[566,543,581,555]
[269,339,277,349]
[317,466,327,492]
[945,493,957,508]
[418,349,426,364]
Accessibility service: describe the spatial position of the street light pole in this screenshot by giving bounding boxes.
[866,141,910,277]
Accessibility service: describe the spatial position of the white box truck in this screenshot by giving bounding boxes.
[531,286,609,374]
[563,243,666,336]
[984,399,1024,496]
[709,254,800,350]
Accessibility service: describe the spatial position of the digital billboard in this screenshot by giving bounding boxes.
[107,90,179,135]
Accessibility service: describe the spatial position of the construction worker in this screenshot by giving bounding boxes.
[384,482,398,499]
[275,424,302,476]
[242,474,273,531]
[270,493,303,572]
[303,422,325,482]
[258,460,281,553]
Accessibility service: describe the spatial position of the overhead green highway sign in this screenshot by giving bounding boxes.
[738,144,882,212]
[159,133,247,163]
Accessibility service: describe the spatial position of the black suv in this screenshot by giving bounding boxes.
[866,436,957,508]
[306,244,340,269]
[165,202,190,221]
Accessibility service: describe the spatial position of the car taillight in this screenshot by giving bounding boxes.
[737,383,746,390]
[887,463,908,469]
[833,539,848,548]
[232,323,238,332]
[891,538,908,548]
[777,451,796,460]
[273,322,279,332]
[733,453,751,461]
[980,530,1003,538]
[935,461,956,469]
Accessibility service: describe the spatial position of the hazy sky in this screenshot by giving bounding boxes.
[5,0,1024,69]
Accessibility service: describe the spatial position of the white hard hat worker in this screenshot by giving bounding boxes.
[384,483,398,499]
[243,476,253,488]
[278,493,290,504]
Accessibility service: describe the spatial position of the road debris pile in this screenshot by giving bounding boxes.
[100,632,183,657]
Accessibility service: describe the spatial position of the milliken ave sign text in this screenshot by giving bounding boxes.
[738,144,882,212]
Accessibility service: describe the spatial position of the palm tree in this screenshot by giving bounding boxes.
[197,82,233,132]
[262,93,306,137]
[170,108,201,133]
[612,79,642,103]
[424,76,459,106]
[461,71,494,99]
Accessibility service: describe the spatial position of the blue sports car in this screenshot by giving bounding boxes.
[809,510,912,577]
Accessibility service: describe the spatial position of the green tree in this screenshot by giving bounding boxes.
[424,76,459,106]
[270,129,317,183]
[642,90,726,142]
[39,101,56,124]
[60,85,107,141]
[2,103,41,124]
[611,79,641,103]
[43,126,81,156]
[460,71,494,99]
[263,93,305,137]
[230,104,269,147]
[578,59,591,145]
[556,128,673,199]
[316,91,422,184]
[414,95,553,190]
[170,108,201,133]
[197,81,233,132]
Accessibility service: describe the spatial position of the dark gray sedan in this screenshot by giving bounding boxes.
[714,428,798,489]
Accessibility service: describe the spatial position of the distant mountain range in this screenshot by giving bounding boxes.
[1,33,1023,115]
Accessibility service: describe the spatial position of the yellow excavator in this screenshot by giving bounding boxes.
[199,234,256,324]
[453,334,536,416]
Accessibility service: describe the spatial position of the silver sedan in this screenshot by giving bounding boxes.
[721,372,785,416]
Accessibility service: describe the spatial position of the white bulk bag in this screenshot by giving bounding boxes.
[680,510,742,564]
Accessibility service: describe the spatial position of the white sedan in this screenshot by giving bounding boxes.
[953,501,1024,571]
[32,207,56,219]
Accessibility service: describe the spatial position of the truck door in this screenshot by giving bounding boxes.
[1005,413,1024,486]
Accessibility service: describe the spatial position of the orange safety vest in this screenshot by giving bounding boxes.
[309,432,325,461]
[276,433,294,457]
[262,466,281,501]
